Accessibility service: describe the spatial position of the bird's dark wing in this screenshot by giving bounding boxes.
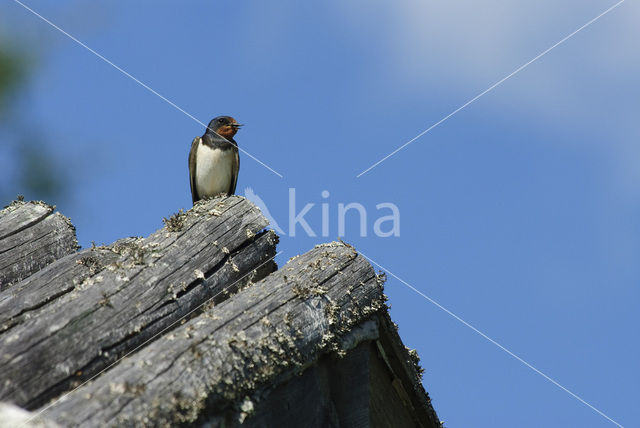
[229,146,240,195]
[188,137,200,204]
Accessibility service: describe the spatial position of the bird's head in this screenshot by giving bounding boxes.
[206,116,243,139]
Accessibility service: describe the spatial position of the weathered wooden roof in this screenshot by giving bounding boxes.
[0,198,78,289]
[0,197,440,427]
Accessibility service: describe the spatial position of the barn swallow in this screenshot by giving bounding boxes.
[189,116,242,204]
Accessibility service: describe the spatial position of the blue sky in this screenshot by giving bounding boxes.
[2,1,639,426]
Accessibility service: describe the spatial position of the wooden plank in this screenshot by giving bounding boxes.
[369,340,424,428]
[44,242,384,427]
[237,342,372,428]
[0,200,78,290]
[241,362,340,428]
[0,248,121,334]
[0,196,277,409]
[328,342,371,428]
[373,315,441,427]
[238,332,438,428]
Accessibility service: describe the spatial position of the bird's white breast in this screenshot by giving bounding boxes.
[195,142,234,197]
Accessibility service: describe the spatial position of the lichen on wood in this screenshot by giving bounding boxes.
[0,196,277,410]
[0,199,78,289]
[45,242,384,427]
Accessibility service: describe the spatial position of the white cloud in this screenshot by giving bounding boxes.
[338,1,639,89]
[336,0,640,192]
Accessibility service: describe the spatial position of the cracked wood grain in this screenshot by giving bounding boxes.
[0,196,277,410]
[45,242,385,427]
[0,201,78,290]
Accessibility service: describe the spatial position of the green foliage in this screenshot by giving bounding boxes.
[0,43,68,206]
[0,46,26,114]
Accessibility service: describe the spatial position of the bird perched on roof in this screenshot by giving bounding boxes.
[189,116,242,204]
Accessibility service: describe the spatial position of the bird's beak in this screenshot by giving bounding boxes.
[230,123,243,129]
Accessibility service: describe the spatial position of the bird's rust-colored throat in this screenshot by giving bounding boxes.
[217,118,242,139]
